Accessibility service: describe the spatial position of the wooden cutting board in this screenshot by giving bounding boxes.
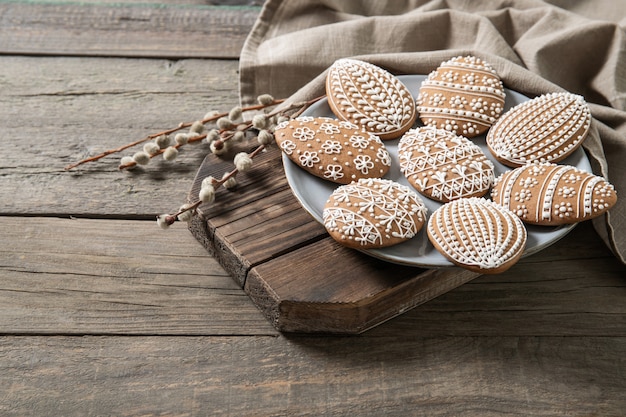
[188,144,480,333]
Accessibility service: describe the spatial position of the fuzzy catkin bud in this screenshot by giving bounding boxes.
[203,110,220,120]
[257,130,274,145]
[201,176,217,189]
[177,203,195,222]
[157,214,174,229]
[232,131,245,142]
[234,152,253,172]
[175,133,189,145]
[257,94,275,105]
[155,134,171,149]
[252,114,268,130]
[228,106,243,121]
[199,184,215,204]
[217,117,235,130]
[210,139,229,155]
[120,156,136,169]
[143,142,160,155]
[222,173,238,189]
[276,115,290,124]
[204,129,220,144]
[163,146,179,161]
[189,120,205,134]
[132,151,151,165]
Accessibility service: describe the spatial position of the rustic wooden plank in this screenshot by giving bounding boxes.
[189,146,329,286]
[246,239,479,333]
[0,216,276,335]
[0,335,624,416]
[0,56,243,217]
[0,2,260,58]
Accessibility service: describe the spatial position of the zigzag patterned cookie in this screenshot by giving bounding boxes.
[398,126,495,202]
[323,178,427,249]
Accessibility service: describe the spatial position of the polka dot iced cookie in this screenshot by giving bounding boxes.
[416,55,505,138]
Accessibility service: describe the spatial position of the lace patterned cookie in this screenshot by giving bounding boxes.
[325,58,417,140]
[416,55,505,138]
[398,126,495,202]
[427,197,527,274]
[486,92,591,167]
[323,178,428,249]
[491,162,617,225]
[275,117,392,184]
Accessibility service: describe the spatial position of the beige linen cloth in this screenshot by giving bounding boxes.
[238,0,626,265]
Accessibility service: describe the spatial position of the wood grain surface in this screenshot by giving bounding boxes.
[1,1,625,415]
[0,1,259,58]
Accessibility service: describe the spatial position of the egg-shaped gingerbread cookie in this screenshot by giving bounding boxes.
[416,55,505,137]
[275,117,392,184]
[490,162,617,225]
[398,126,495,202]
[427,197,527,274]
[325,58,417,140]
[486,92,591,167]
[323,178,428,249]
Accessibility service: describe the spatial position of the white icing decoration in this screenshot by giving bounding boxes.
[416,56,505,137]
[327,59,416,136]
[428,197,526,270]
[486,92,591,166]
[399,127,494,201]
[492,162,616,223]
[275,116,391,184]
[323,178,427,246]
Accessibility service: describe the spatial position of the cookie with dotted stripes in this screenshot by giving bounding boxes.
[325,58,417,140]
[323,178,428,249]
[416,55,505,138]
[427,197,527,274]
[398,126,495,202]
[275,117,392,184]
[486,92,591,167]
[490,162,617,226]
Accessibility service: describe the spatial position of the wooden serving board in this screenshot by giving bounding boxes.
[188,144,480,333]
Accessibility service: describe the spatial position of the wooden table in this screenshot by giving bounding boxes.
[1,1,625,415]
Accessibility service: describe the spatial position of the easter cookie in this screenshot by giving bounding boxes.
[486,92,591,167]
[325,58,417,140]
[427,197,527,274]
[323,178,428,249]
[398,126,495,202]
[416,55,505,137]
[275,117,392,184]
[490,162,617,225]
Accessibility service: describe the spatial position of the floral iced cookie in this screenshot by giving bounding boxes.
[275,117,392,184]
[325,58,417,140]
[416,55,505,138]
[486,92,591,167]
[427,197,527,274]
[323,178,428,249]
[490,162,617,226]
[398,126,495,203]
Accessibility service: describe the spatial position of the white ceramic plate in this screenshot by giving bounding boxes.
[282,75,592,267]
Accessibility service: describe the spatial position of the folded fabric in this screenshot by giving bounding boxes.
[239,0,626,264]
